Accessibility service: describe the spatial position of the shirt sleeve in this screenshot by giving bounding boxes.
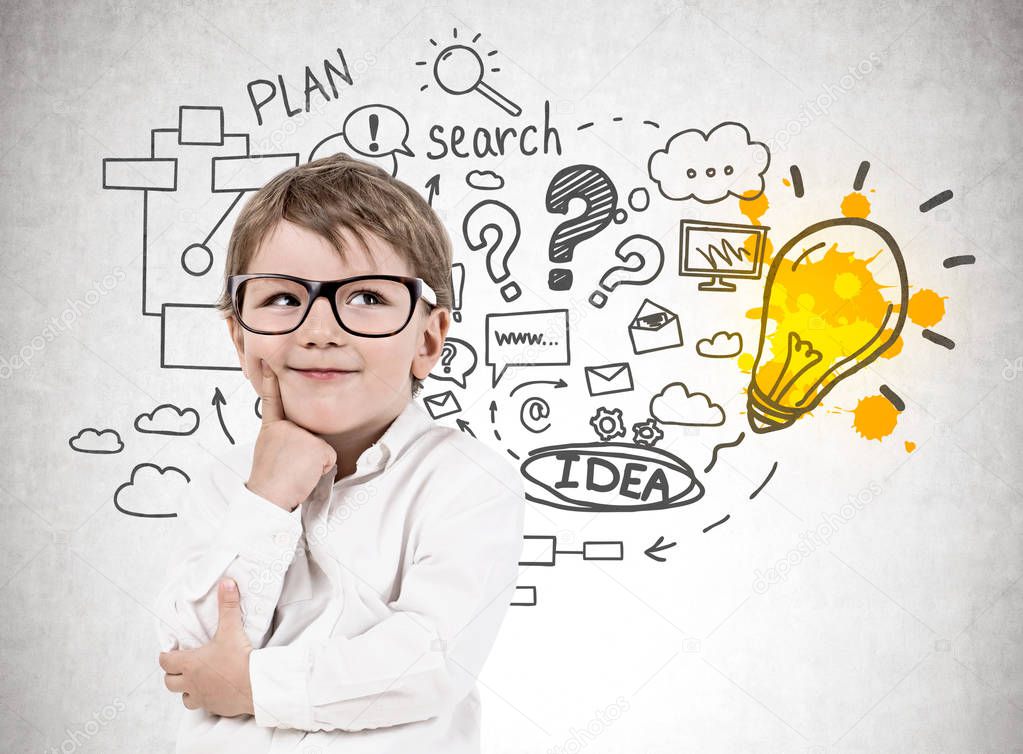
[152,452,305,654]
[246,461,526,732]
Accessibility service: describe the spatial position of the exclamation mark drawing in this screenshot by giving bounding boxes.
[368,113,379,153]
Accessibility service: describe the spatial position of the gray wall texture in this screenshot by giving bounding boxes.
[1,0,1020,751]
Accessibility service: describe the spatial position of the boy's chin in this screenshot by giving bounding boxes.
[287,412,354,436]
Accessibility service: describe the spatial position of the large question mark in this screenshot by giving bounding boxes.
[589,235,665,308]
[545,164,621,291]
[462,199,522,302]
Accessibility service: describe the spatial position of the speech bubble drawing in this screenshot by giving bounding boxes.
[648,121,769,204]
[343,104,414,158]
[486,309,570,387]
[429,337,477,388]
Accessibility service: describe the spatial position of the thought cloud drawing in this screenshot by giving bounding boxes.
[650,382,726,426]
[134,404,200,436]
[696,331,743,358]
[648,121,769,204]
[113,463,190,518]
[466,169,505,190]
[69,428,124,454]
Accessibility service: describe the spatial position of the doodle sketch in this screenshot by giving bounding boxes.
[4,4,1014,752]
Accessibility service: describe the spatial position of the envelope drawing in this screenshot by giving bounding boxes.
[423,390,462,419]
[628,299,683,354]
[584,362,634,396]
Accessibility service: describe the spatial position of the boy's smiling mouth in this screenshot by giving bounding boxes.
[290,365,360,381]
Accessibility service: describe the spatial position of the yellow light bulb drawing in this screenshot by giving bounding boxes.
[747,217,908,434]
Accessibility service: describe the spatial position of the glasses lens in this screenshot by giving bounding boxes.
[235,277,414,335]
[236,277,310,333]
[336,278,412,334]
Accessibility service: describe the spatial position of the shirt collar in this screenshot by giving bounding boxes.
[352,400,436,474]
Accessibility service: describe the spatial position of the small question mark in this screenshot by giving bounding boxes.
[589,235,665,308]
[440,343,456,374]
[545,164,621,291]
[430,337,477,388]
[462,199,521,302]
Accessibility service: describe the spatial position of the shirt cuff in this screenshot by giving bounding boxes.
[216,479,304,565]
[249,643,314,730]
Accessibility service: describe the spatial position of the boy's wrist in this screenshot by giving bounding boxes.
[244,479,297,512]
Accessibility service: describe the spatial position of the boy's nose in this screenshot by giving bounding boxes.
[297,298,348,342]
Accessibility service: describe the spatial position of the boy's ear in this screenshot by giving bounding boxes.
[226,316,247,378]
[411,307,451,381]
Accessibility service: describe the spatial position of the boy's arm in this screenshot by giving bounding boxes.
[153,453,305,654]
[246,463,526,733]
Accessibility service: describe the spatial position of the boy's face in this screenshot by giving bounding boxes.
[226,219,449,435]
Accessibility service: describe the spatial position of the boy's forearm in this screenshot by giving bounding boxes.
[153,465,305,654]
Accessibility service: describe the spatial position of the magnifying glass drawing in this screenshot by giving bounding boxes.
[432,44,522,117]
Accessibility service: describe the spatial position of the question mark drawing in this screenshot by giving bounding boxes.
[440,343,456,373]
[429,337,477,388]
[589,235,665,308]
[545,164,620,291]
[462,199,521,302]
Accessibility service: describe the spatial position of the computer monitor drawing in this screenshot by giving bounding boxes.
[679,219,770,292]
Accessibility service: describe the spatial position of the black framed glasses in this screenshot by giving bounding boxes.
[228,273,439,337]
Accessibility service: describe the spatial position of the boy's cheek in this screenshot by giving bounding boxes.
[241,351,265,385]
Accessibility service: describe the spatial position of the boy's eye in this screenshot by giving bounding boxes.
[262,292,302,307]
[346,290,387,306]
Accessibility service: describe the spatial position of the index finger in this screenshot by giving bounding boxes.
[260,359,286,424]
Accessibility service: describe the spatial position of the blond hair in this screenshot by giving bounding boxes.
[215,152,453,397]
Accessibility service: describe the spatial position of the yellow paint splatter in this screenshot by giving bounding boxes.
[782,178,791,187]
[739,189,768,224]
[834,271,862,299]
[907,289,947,327]
[904,441,916,453]
[879,329,903,359]
[852,395,899,441]
[738,353,754,373]
[841,192,871,218]
[751,244,893,410]
[738,190,775,263]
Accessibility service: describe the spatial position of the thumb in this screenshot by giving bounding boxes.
[216,578,243,634]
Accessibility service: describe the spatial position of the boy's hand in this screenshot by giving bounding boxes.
[245,358,338,512]
[159,579,255,718]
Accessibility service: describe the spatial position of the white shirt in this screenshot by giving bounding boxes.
[153,399,526,753]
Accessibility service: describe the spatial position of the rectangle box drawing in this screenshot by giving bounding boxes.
[520,535,557,567]
[103,158,177,191]
[212,154,301,193]
[161,303,241,370]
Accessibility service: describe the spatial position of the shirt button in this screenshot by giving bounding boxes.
[273,532,290,546]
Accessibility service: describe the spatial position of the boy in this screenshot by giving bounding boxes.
[154,153,526,753]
